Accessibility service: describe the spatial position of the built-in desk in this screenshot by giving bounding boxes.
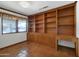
[56,35,78,56]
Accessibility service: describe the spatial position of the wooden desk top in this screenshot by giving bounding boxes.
[57,35,77,43]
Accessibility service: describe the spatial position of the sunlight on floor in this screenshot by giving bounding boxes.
[16,48,28,57]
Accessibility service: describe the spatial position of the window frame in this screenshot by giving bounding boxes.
[2,18,17,34]
[0,14,27,35]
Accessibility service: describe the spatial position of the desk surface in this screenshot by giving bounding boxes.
[57,35,77,42]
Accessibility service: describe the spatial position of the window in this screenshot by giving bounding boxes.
[0,13,27,34]
[3,18,16,34]
[18,19,26,32]
[10,20,16,32]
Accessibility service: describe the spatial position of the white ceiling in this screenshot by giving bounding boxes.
[0,1,75,16]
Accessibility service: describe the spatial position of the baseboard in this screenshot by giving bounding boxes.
[0,40,27,50]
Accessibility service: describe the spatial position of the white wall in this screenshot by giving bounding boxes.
[0,16,28,49]
[0,32,27,48]
[76,1,79,38]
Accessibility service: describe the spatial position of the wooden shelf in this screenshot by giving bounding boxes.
[28,16,35,32]
[34,14,44,32]
[46,27,56,29]
[35,19,43,21]
[58,24,74,26]
[36,23,43,25]
[58,14,74,18]
[45,11,56,33]
[46,16,56,18]
[57,34,77,42]
[46,22,56,24]
[45,11,56,17]
[58,27,74,35]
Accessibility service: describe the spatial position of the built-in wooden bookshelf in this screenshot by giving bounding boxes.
[35,14,44,33]
[28,2,77,56]
[28,16,35,32]
[45,11,56,34]
[57,6,75,36]
[28,4,75,36]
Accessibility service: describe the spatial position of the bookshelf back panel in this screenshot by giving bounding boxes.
[46,28,56,34]
[35,14,44,20]
[46,11,56,33]
[58,16,74,25]
[28,16,35,32]
[46,23,56,28]
[46,11,56,18]
[58,6,74,17]
[58,6,75,36]
[35,14,44,32]
[58,26,74,35]
[46,17,56,23]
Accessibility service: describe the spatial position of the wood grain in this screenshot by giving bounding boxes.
[0,41,76,57]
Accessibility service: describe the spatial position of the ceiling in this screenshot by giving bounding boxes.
[0,1,75,16]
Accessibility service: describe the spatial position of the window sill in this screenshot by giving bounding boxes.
[2,31,27,35]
